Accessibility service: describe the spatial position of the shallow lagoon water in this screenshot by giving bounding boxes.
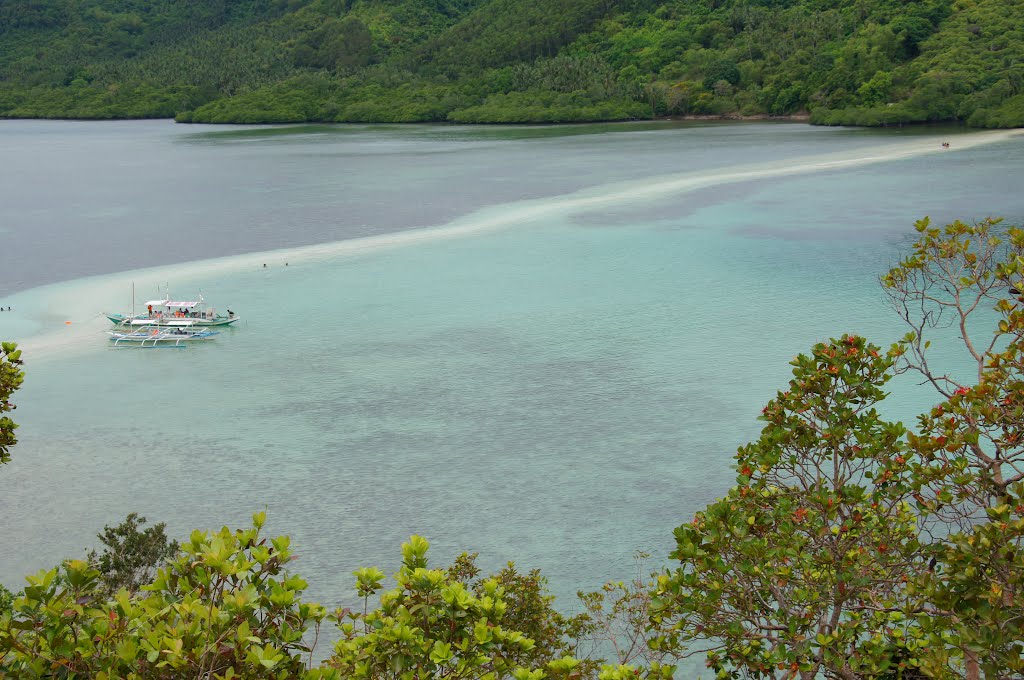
[1,120,1023,664]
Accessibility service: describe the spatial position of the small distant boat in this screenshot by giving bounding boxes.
[108,326,220,347]
[106,290,240,328]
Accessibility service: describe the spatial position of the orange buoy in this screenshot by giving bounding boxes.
[65,321,72,325]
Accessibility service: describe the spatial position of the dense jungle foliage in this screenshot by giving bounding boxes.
[3,218,1024,678]
[0,0,1022,126]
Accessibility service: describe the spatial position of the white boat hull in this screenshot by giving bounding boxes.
[106,313,239,327]
[108,329,219,347]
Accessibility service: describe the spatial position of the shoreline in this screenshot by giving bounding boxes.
[3,111,1007,131]
[0,112,989,128]
[3,113,1001,132]
[662,113,811,123]
[1,113,813,125]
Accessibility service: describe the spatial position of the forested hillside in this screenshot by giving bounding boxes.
[0,0,1022,126]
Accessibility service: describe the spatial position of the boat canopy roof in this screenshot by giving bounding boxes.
[144,299,201,308]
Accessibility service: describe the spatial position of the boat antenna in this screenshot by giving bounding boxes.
[131,281,135,319]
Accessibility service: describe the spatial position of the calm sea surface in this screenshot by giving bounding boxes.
[1,120,1023,664]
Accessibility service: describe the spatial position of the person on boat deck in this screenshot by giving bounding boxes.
[147,304,153,316]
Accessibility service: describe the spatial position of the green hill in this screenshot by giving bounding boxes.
[0,0,1021,126]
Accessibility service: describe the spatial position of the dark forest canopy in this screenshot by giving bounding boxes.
[0,0,1022,126]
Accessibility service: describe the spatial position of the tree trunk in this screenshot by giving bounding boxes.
[965,648,980,680]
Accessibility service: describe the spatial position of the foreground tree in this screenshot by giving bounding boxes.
[883,217,1024,679]
[652,217,1024,680]
[577,552,675,674]
[86,512,180,597]
[0,341,24,466]
[654,336,923,679]
[0,342,23,613]
[882,217,1024,512]
[328,535,588,680]
[0,512,335,679]
[454,553,599,676]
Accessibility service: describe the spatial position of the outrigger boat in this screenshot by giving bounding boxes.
[106,291,240,328]
[108,326,220,347]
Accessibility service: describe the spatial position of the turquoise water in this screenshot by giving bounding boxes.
[1,121,1023,664]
